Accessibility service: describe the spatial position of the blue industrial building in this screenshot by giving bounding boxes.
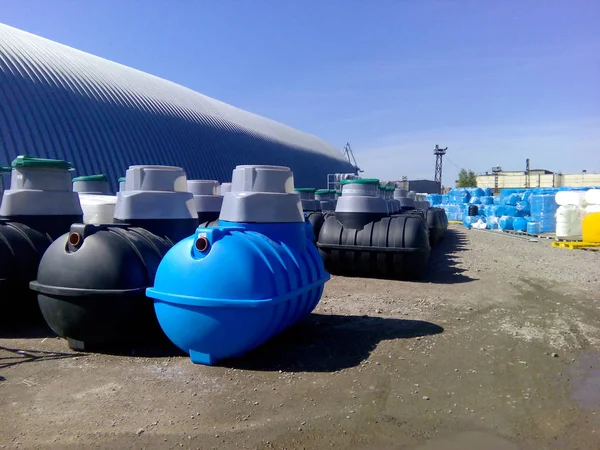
[0,24,356,192]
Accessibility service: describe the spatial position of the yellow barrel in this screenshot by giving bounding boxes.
[583,212,600,243]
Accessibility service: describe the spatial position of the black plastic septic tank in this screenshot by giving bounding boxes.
[114,165,199,243]
[30,223,172,350]
[315,189,337,211]
[333,178,389,230]
[468,204,479,216]
[317,178,430,279]
[425,208,447,247]
[0,220,53,318]
[73,174,111,195]
[187,180,223,223]
[0,156,83,240]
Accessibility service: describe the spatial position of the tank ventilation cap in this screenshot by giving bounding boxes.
[187,180,220,196]
[73,174,108,183]
[219,165,303,223]
[230,165,295,194]
[220,182,232,194]
[11,155,73,171]
[123,165,188,192]
[117,177,126,183]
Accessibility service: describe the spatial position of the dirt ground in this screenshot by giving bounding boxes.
[1,225,600,449]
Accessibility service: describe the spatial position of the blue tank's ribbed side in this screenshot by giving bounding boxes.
[0,24,357,192]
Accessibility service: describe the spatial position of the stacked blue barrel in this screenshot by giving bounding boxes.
[316,179,431,279]
[0,156,83,320]
[30,165,200,351]
[146,165,330,365]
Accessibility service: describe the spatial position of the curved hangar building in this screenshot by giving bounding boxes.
[0,23,356,191]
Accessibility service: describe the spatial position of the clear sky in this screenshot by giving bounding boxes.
[2,0,599,186]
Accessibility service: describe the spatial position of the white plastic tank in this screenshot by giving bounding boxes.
[78,194,118,224]
[555,205,584,239]
[555,190,587,207]
[585,189,600,206]
[585,204,600,215]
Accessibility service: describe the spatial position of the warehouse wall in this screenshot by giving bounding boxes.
[477,172,599,189]
[0,24,356,192]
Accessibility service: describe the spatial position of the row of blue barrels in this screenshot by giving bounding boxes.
[0,157,329,365]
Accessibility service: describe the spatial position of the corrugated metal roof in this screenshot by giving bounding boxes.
[0,23,357,191]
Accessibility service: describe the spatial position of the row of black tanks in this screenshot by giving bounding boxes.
[297,180,447,280]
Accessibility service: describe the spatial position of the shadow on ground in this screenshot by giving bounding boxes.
[419,227,474,285]
[0,311,57,339]
[0,346,83,370]
[224,313,444,372]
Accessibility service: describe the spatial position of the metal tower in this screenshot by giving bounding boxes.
[525,158,530,188]
[342,142,363,173]
[433,145,447,193]
[401,175,408,190]
[492,165,503,194]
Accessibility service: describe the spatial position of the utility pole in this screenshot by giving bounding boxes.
[525,158,530,188]
[433,145,447,194]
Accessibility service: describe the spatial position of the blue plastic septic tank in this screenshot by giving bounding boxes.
[147,165,330,366]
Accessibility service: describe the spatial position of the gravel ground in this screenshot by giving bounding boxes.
[1,225,600,449]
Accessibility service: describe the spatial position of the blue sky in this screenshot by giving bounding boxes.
[2,0,599,186]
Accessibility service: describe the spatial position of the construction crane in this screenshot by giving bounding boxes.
[433,145,447,194]
[342,142,363,173]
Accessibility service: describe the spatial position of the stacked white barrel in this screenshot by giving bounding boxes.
[554,190,590,240]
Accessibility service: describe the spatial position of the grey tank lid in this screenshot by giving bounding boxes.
[394,188,408,199]
[398,197,416,209]
[187,180,220,196]
[0,157,82,217]
[73,176,111,195]
[123,165,189,192]
[219,165,304,223]
[335,180,388,214]
[187,180,223,213]
[220,182,232,194]
[114,165,196,220]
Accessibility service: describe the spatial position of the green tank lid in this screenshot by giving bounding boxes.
[72,174,108,182]
[118,177,126,183]
[336,190,342,195]
[295,187,317,192]
[0,166,11,173]
[315,189,331,195]
[11,155,73,170]
[340,178,380,185]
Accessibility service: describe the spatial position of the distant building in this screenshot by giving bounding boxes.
[477,169,600,191]
[407,179,441,194]
[0,24,356,192]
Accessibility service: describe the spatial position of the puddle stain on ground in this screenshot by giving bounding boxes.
[569,350,600,410]
[410,431,519,450]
